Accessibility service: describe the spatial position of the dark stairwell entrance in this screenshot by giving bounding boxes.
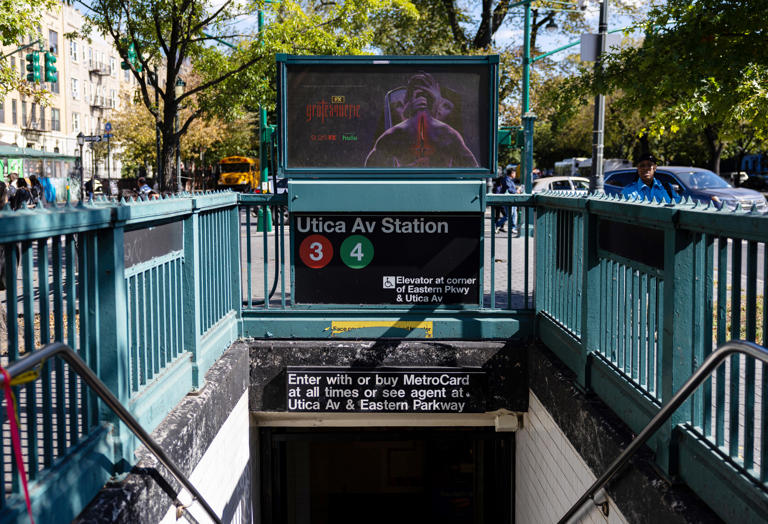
[260,427,513,524]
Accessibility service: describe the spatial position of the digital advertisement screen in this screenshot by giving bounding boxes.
[282,63,493,172]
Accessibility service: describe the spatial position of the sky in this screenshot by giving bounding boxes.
[491,0,646,62]
[214,0,648,62]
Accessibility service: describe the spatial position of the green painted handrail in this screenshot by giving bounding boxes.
[558,340,768,524]
[0,342,222,524]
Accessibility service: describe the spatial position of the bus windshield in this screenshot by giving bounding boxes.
[220,163,251,173]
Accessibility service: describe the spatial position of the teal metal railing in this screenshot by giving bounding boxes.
[0,192,240,521]
[2,188,765,522]
[535,192,768,523]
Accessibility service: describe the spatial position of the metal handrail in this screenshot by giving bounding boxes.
[558,340,768,524]
[1,342,221,524]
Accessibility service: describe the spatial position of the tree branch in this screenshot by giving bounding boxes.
[190,0,234,35]
[178,51,265,103]
[99,0,159,120]
[152,3,169,56]
[441,0,467,52]
[178,107,204,138]
[491,0,511,35]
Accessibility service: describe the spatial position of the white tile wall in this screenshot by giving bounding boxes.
[516,392,629,524]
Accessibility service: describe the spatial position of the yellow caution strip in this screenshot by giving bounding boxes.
[327,320,433,338]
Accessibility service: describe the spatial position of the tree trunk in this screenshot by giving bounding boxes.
[162,135,176,192]
[704,125,723,175]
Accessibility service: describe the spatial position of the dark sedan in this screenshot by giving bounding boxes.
[604,166,768,210]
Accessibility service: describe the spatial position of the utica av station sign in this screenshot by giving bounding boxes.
[293,213,481,305]
[286,367,487,413]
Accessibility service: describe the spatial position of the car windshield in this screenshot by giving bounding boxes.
[220,163,251,173]
[673,170,730,190]
[573,180,589,190]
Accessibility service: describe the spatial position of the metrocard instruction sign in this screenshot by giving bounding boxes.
[286,367,487,413]
[293,213,481,305]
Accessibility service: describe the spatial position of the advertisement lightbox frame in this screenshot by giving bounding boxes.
[276,54,499,179]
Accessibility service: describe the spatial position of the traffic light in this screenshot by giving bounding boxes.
[44,51,57,83]
[121,42,142,72]
[25,52,40,83]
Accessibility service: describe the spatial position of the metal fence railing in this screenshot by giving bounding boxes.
[2,188,766,522]
[535,192,768,523]
[0,192,240,521]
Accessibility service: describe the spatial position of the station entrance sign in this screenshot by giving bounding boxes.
[293,213,481,305]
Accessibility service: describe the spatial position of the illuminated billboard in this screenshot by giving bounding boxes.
[277,55,499,177]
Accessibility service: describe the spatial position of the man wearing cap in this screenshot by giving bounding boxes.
[621,153,679,203]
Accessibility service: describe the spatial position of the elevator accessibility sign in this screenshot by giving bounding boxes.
[293,213,481,305]
[286,367,487,413]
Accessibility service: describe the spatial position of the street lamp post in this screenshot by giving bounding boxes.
[174,77,186,193]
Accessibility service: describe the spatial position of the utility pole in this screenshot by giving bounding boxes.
[590,0,608,193]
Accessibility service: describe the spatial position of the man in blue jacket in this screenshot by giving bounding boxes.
[621,153,679,203]
[494,164,519,235]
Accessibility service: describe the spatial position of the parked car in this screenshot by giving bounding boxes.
[603,166,768,210]
[577,158,632,178]
[532,176,589,193]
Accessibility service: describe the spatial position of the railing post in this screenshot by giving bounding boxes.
[94,206,134,469]
[230,204,242,326]
[183,201,204,388]
[658,223,695,474]
[579,201,600,389]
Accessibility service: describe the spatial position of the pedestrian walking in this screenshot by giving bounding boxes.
[28,175,44,206]
[11,178,32,210]
[494,165,519,236]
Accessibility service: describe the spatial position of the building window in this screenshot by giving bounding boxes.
[110,57,116,76]
[51,108,60,131]
[48,30,58,54]
[124,69,130,82]
[110,89,116,109]
[0,101,4,123]
[39,106,45,130]
[21,101,26,126]
[30,103,36,126]
[71,78,79,99]
[69,40,78,62]
[12,100,17,125]
[50,80,58,94]
[72,112,80,132]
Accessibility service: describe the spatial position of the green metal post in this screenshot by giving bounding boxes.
[578,203,599,389]
[658,225,695,474]
[94,213,135,470]
[521,1,535,235]
[183,203,203,388]
[522,1,531,116]
[258,10,268,191]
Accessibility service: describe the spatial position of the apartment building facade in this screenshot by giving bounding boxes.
[0,2,136,194]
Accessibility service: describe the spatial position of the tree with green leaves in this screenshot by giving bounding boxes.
[76,0,417,190]
[573,0,768,174]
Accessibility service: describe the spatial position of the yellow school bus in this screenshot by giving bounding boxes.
[217,156,261,192]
